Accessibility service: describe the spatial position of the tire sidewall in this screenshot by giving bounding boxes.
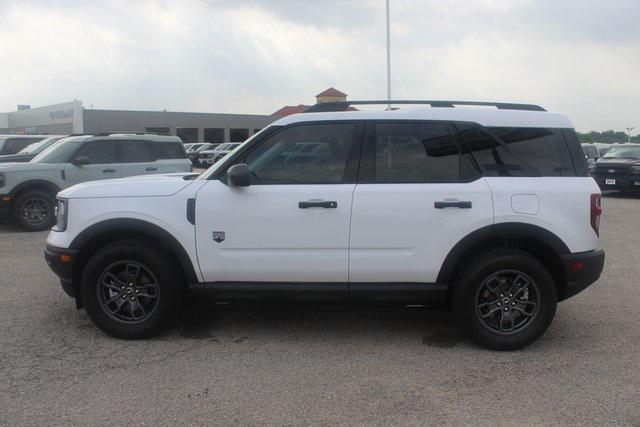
[12,190,55,232]
[81,241,181,339]
[453,250,557,351]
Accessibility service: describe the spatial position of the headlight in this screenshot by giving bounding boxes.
[52,198,68,232]
[0,172,4,188]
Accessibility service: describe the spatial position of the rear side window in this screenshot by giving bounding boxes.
[151,141,186,159]
[75,140,118,164]
[120,140,153,163]
[372,123,470,183]
[457,123,575,177]
[1,137,43,155]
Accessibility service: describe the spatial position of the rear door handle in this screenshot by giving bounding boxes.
[102,169,116,173]
[434,200,472,209]
[298,200,338,209]
[145,167,158,171]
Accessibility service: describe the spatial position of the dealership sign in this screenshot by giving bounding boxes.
[49,109,74,120]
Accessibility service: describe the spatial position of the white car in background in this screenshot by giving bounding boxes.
[197,142,242,166]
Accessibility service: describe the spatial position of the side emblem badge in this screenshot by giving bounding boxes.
[212,231,225,243]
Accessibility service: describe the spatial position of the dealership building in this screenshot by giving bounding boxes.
[0,88,349,144]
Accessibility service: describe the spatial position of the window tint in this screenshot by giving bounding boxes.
[75,140,117,164]
[120,140,153,163]
[373,123,464,183]
[242,123,357,184]
[457,123,575,177]
[151,141,185,159]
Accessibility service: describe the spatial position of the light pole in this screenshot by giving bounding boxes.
[625,127,634,144]
[386,0,391,109]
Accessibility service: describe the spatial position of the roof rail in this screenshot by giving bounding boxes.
[304,100,546,113]
[92,132,163,136]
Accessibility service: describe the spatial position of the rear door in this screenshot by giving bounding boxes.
[349,121,493,283]
[118,139,157,177]
[150,140,191,173]
[63,139,121,186]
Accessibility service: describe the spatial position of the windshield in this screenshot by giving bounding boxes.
[197,130,264,180]
[31,136,87,163]
[17,136,61,154]
[602,145,640,159]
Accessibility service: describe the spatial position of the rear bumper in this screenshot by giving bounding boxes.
[44,244,77,298]
[559,249,605,301]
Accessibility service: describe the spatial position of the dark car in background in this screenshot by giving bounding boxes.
[0,135,66,163]
[594,144,640,192]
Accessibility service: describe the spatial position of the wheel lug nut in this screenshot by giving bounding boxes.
[497,302,501,306]
[500,294,504,297]
[505,308,509,311]
[508,294,512,298]
[512,302,516,306]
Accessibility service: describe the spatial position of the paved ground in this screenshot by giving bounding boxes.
[1,194,639,425]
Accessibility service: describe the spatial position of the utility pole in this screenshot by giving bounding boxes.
[625,127,634,144]
[386,0,391,110]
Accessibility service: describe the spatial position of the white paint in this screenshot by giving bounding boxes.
[511,194,540,215]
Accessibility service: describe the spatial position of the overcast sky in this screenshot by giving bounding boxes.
[1,0,638,132]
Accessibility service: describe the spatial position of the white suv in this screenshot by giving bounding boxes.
[44,101,605,350]
[0,133,190,231]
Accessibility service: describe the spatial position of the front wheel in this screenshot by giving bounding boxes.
[11,189,55,231]
[81,240,183,339]
[452,249,557,351]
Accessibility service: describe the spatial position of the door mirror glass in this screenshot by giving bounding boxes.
[226,163,251,187]
[72,155,91,166]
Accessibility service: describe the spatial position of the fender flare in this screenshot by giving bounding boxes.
[9,179,61,197]
[436,222,570,284]
[70,218,199,284]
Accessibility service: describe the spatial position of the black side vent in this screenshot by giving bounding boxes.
[186,198,196,225]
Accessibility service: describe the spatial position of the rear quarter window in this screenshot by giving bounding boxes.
[151,141,186,159]
[457,123,575,177]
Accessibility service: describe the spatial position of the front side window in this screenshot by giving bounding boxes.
[75,140,117,164]
[372,123,465,183]
[241,123,357,184]
[120,140,153,163]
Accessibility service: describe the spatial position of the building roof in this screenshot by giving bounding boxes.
[271,104,310,119]
[316,87,347,97]
[272,106,573,129]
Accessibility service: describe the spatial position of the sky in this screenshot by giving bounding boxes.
[0,0,638,132]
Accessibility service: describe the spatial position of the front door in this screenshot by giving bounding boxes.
[195,122,363,284]
[349,121,494,284]
[63,139,121,187]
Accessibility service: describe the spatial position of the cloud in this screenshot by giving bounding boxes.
[0,0,638,131]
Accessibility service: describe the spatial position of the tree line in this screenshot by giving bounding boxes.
[577,130,639,144]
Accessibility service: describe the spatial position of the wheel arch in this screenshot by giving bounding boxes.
[9,179,61,199]
[438,222,569,299]
[69,218,198,299]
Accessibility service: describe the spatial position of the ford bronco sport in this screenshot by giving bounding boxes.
[0,133,190,231]
[44,101,605,350]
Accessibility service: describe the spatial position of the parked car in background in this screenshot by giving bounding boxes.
[594,143,640,192]
[44,100,604,350]
[197,142,241,166]
[0,135,54,156]
[581,143,600,175]
[0,135,66,163]
[185,143,205,153]
[187,143,217,165]
[0,133,191,231]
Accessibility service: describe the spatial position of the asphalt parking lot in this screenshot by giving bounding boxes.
[1,194,639,425]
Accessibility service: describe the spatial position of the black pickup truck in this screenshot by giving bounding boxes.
[594,144,640,192]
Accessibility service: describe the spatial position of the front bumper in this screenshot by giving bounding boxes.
[0,194,10,222]
[44,244,78,298]
[558,249,605,301]
[595,174,640,191]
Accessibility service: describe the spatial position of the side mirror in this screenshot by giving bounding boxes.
[72,155,90,166]
[226,163,251,187]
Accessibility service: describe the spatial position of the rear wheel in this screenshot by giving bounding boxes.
[452,249,557,351]
[11,189,55,231]
[81,240,183,339]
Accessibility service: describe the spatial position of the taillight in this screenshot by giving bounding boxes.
[590,194,602,236]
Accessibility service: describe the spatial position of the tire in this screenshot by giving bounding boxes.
[81,239,183,339]
[452,249,557,351]
[11,189,56,231]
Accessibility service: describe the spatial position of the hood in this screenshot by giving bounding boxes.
[59,172,200,199]
[0,162,58,172]
[0,153,31,163]
[596,158,640,166]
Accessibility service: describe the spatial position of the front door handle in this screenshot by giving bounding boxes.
[146,167,158,171]
[434,200,472,209]
[102,169,116,173]
[298,200,338,209]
